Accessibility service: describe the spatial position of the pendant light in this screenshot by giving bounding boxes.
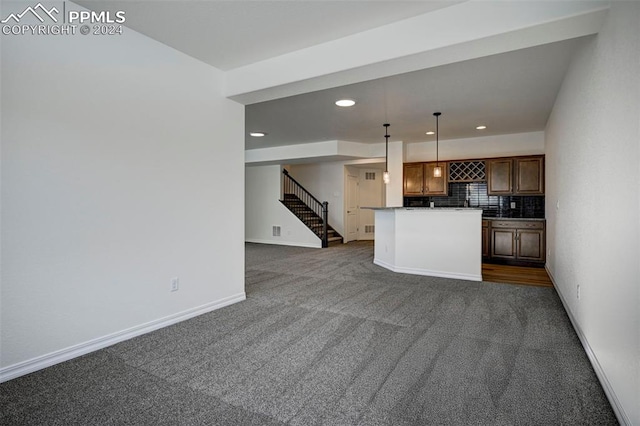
[383,123,390,184]
[433,112,442,178]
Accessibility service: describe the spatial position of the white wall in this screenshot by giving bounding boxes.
[405,131,544,163]
[545,2,640,424]
[245,165,321,248]
[1,19,245,378]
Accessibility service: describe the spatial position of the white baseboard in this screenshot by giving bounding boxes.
[374,259,482,282]
[0,292,246,383]
[545,266,630,426]
[245,238,321,249]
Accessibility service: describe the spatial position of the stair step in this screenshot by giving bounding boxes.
[280,194,343,248]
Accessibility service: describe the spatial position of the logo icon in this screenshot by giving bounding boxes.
[1,2,59,24]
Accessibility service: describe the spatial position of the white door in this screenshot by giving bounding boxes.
[346,175,359,242]
[358,169,384,240]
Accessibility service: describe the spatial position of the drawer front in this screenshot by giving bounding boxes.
[519,221,544,230]
[491,221,520,229]
[490,220,544,230]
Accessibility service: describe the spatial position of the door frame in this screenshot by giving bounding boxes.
[345,173,359,243]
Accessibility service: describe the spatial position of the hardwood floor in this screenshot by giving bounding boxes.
[482,263,553,287]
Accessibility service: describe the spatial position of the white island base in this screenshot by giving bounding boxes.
[371,207,482,282]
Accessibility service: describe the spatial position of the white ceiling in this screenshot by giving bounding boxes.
[245,37,587,149]
[75,1,591,152]
[75,0,462,70]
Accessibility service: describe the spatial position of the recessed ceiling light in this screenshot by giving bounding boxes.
[426,131,435,135]
[250,132,267,137]
[335,99,356,107]
[476,125,487,130]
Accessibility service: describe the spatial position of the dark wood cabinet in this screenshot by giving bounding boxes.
[487,159,513,195]
[490,220,545,264]
[515,156,544,194]
[517,228,545,261]
[482,220,490,259]
[424,162,448,195]
[403,162,448,196]
[403,155,543,198]
[488,156,544,195]
[491,227,517,258]
[403,163,424,196]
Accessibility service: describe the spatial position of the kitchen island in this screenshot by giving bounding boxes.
[368,207,483,281]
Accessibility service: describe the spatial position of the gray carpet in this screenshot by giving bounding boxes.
[1,241,617,425]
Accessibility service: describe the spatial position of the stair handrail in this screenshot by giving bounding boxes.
[282,169,330,247]
[282,170,324,206]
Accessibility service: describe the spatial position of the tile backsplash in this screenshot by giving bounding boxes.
[403,182,545,218]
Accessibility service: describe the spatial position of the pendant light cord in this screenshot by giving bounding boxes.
[434,112,441,166]
[384,123,390,172]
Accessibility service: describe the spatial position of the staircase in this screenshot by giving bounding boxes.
[281,170,343,247]
[281,194,343,246]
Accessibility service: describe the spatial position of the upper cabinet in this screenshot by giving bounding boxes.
[424,162,448,195]
[514,156,544,194]
[403,162,448,196]
[403,163,425,196]
[404,155,543,197]
[487,159,513,195]
[488,155,544,195]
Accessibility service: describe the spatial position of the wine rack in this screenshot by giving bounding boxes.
[448,161,486,182]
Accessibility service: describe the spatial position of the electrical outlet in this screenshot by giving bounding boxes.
[548,249,551,258]
[576,284,580,300]
[510,202,516,209]
[170,277,179,292]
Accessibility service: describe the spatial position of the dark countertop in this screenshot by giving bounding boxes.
[482,217,546,221]
[365,207,482,211]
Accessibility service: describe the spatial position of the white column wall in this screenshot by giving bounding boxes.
[1,18,245,378]
[386,141,404,207]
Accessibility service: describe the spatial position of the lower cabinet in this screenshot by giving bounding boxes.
[482,220,490,259]
[489,220,545,264]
